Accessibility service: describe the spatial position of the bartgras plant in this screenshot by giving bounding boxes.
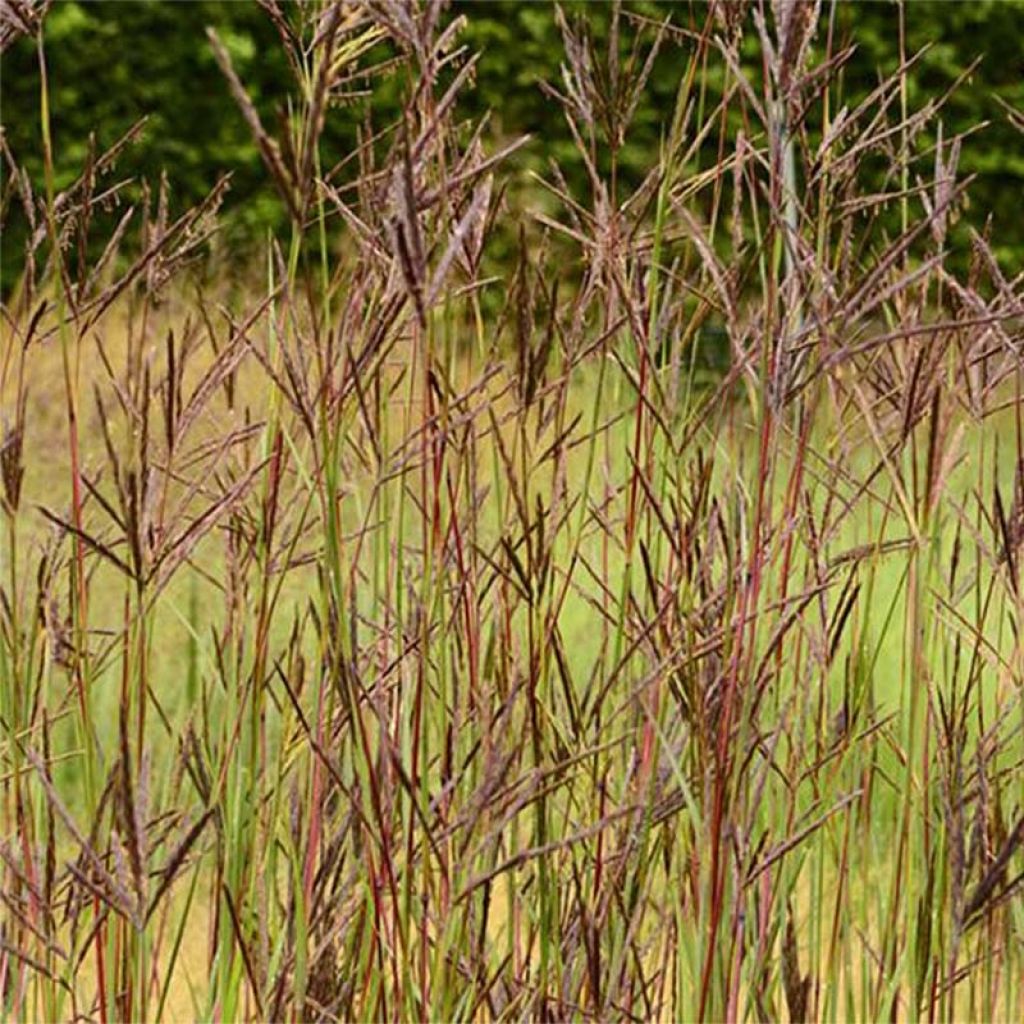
[2,1,1023,1020]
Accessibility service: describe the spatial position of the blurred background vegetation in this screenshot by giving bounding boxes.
[3,0,1023,295]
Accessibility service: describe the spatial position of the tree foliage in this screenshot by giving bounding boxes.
[2,0,1021,293]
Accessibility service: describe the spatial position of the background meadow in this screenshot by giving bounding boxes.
[2,1,1024,1021]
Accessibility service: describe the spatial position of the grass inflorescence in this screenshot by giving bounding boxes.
[2,2,1023,1021]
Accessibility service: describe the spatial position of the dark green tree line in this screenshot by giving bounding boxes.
[2,0,1021,294]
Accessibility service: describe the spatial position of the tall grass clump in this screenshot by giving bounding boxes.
[2,1,1023,1021]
